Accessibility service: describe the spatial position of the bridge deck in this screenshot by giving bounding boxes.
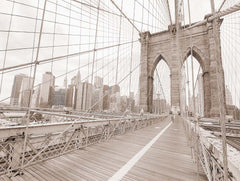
[1,117,207,181]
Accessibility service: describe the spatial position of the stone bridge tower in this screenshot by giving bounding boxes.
[139,17,225,117]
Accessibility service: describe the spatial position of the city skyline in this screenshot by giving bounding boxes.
[8,71,155,114]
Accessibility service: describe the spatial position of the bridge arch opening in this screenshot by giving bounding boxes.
[182,47,206,72]
[181,48,205,117]
[150,55,170,114]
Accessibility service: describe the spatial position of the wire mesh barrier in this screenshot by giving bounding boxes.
[182,117,233,181]
[0,115,166,176]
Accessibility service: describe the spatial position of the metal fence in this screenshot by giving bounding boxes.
[0,115,166,177]
[182,117,233,181]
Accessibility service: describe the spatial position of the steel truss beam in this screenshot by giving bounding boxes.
[0,115,166,176]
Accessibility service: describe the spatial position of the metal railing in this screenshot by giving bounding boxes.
[0,114,166,176]
[182,117,233,181]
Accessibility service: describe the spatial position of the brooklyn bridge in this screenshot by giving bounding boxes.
[0,0,240,180]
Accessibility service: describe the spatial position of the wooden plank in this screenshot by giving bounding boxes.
[123,117,207,181]
[22,168,42,181]
[0,175,12,181]
[0,117,207,180]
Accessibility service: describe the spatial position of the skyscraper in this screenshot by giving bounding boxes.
[10,74,27,106]
[65,85,74,107]
[82,81,93,111]
[103,85,110,110]
[94,76,103,89]
[70,76,77,109]
[110,84,120,95]
[109,84,120,113]
[75,71,84,110]
[39,72,55,108]
[31,85,40,108]
[92,76,103,111]
[20,76,33,107]
[53,87,65,106]
[128,92,135,112]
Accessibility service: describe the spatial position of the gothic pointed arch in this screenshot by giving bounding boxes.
[150,53,170,78]
[182,46,208,72]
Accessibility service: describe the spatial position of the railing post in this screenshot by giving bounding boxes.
[5,136,24,175]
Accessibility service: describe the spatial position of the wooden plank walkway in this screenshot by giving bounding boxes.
[1,117,207,181]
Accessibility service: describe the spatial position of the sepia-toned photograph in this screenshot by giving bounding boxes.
[0,0,240,180]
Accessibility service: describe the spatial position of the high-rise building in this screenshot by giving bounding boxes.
[109,84,121,113]
[31,85,40,108]
[75,71,84,110]
[128,92,135,112]
[94,76,103,89]
[20,77,33,107]
[65,85,74,107]
[110,92,121,113]
[70,76,78,109]
[92,89,101,111]
[53,87,65,106]
[110,84,120,94]
[39,72,55,108]
[120,96,128,112]
[82,81,94,111]
[10,74,27,106]
[63,76,67,89]
[152,98,168,114]
[103,85,110,110]
[76,83,83,110]
[92,76,103,111]
[153,98,160,114]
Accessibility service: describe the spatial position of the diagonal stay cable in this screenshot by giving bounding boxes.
[109,0,140,34]
[155,68,166,101]
[0,40,138,72]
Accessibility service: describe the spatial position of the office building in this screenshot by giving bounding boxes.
[103,85,110,110]
[39,72,55,108]
[53,87,65,106]
[20,77,33,107]
[10,74,27,106]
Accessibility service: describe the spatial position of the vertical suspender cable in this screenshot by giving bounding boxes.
[141,0,144,32]
[78,1,82,72]
[187,0,196,116]
[107,0,110,85]
[166,0,172,26]
[191,48,195,115]
[65,0,72,100]
[51,0,58,74]
[182,0,185,28]
[183,0,190,116]
[90,0,101,95]
[88,0,91,80]
[21,0,48,172]
[148,0,150,31]
[181,0,188,116]
[186,0,199,179]
[128,0,136,111]
[152,0,154,32]
[115,0,123,85]
[0,0,15,95]
[210,0,228,180]
[28,0,40,109]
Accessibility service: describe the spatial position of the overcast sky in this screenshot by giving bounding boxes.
[0,0,239,108]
